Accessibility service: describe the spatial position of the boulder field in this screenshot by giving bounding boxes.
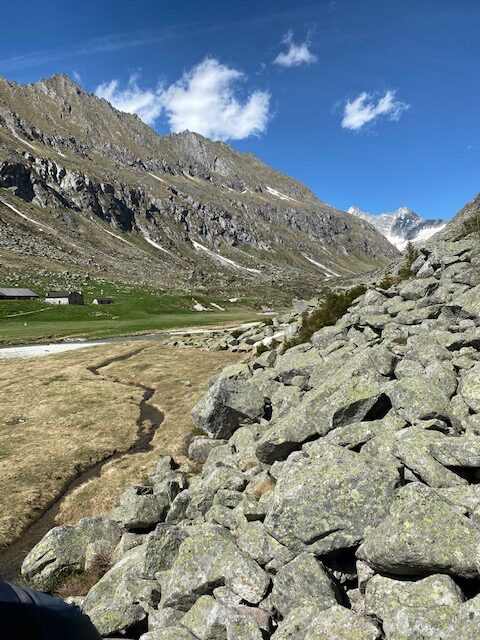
[21,232,480,639]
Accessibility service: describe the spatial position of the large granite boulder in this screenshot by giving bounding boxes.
[357,483,480,578]
[264,443,400,554]
[82,545,158,636]
[160,523,270,610]
[21,516,122,591]
[191,378,269,439]
[270,553,339,617]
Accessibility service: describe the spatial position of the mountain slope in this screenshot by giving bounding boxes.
[347,205,446,250]
[0,74,398,301]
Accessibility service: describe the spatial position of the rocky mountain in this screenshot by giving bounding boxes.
[347,205,446,251]
[19,204,480,638]
[0,74,398,301]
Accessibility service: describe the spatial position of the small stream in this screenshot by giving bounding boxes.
[0,348,164,581]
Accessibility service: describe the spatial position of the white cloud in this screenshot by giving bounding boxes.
[273,31,317,68]
[94,59,270,141]
[95,75,163,125]
[341,89,409,131]
[160,59,270,140]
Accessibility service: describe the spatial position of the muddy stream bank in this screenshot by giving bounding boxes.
[0,347,164,581]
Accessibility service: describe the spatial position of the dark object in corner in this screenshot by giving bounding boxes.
[0,581,101,640]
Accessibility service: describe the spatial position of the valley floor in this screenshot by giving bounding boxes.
[0,342,239,577]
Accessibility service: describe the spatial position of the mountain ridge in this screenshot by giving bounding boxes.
[0,73,398,301]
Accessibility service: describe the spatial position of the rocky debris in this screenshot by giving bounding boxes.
[20,230,480,638]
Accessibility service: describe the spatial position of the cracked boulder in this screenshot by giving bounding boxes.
[21,516,122,591]
[357,483,480,578]
[160,523,270,610]
[191,378,269,439]
[264,443,400,554]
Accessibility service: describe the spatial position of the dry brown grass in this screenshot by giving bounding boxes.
[249,475,276,500]
[0,342,239,549]
[52,552,112,599]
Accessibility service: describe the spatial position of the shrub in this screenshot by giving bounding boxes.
[397,241,420,280]
[52,553,111,598]
[284,285,366,350]
[378,273,396,290]
[458,215,480,238]
[255,343,269,356]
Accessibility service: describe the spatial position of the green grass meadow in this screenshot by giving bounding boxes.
[0,284,259,345]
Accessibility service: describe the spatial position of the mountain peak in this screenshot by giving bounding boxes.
[347,205,446,250]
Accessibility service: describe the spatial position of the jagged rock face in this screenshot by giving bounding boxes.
[19,219,480,638]
[348,205,446,250]
[0,74,399,296]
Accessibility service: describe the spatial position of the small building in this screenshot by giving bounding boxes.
[92,297,114,305]
[45,291,84,305]
[0,287,39,300]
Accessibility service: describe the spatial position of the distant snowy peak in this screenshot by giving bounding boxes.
[347,206,446,250]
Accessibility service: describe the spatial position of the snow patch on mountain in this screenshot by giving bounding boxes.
[301,253,340,278]
[347,206,446,250]
[266,186,303,204]
[191,240,261,274]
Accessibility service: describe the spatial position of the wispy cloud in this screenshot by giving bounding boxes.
[341,90,410,131]
[273,30,317,68]
[95,58,271,141]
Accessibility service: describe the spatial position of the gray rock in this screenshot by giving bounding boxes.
[142,524,190,579]
[256,348,390,463]
[188,436,228,463]
[187,465,247,516]
[83,546,158,636]
[430,436,480,467]
[161,523,270,610]
[357,483,480,578]
[274,605,381,640]
[387,365,455,423]
[236,521,285,566]
[459,362,480,413]
[253,349,278,369]
[264,443,399,554]
[114,486,167,531]
[398,276,439,300]
[21,516,122,591]
[180,595,263,640]
[364,574,465,624]
[270,553,338,617]
[140,628,196,640]
[392,427,468,488]
[191,378,268,439]
[165,489,191,524]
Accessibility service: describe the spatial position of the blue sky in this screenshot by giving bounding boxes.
[0,0,478,220]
